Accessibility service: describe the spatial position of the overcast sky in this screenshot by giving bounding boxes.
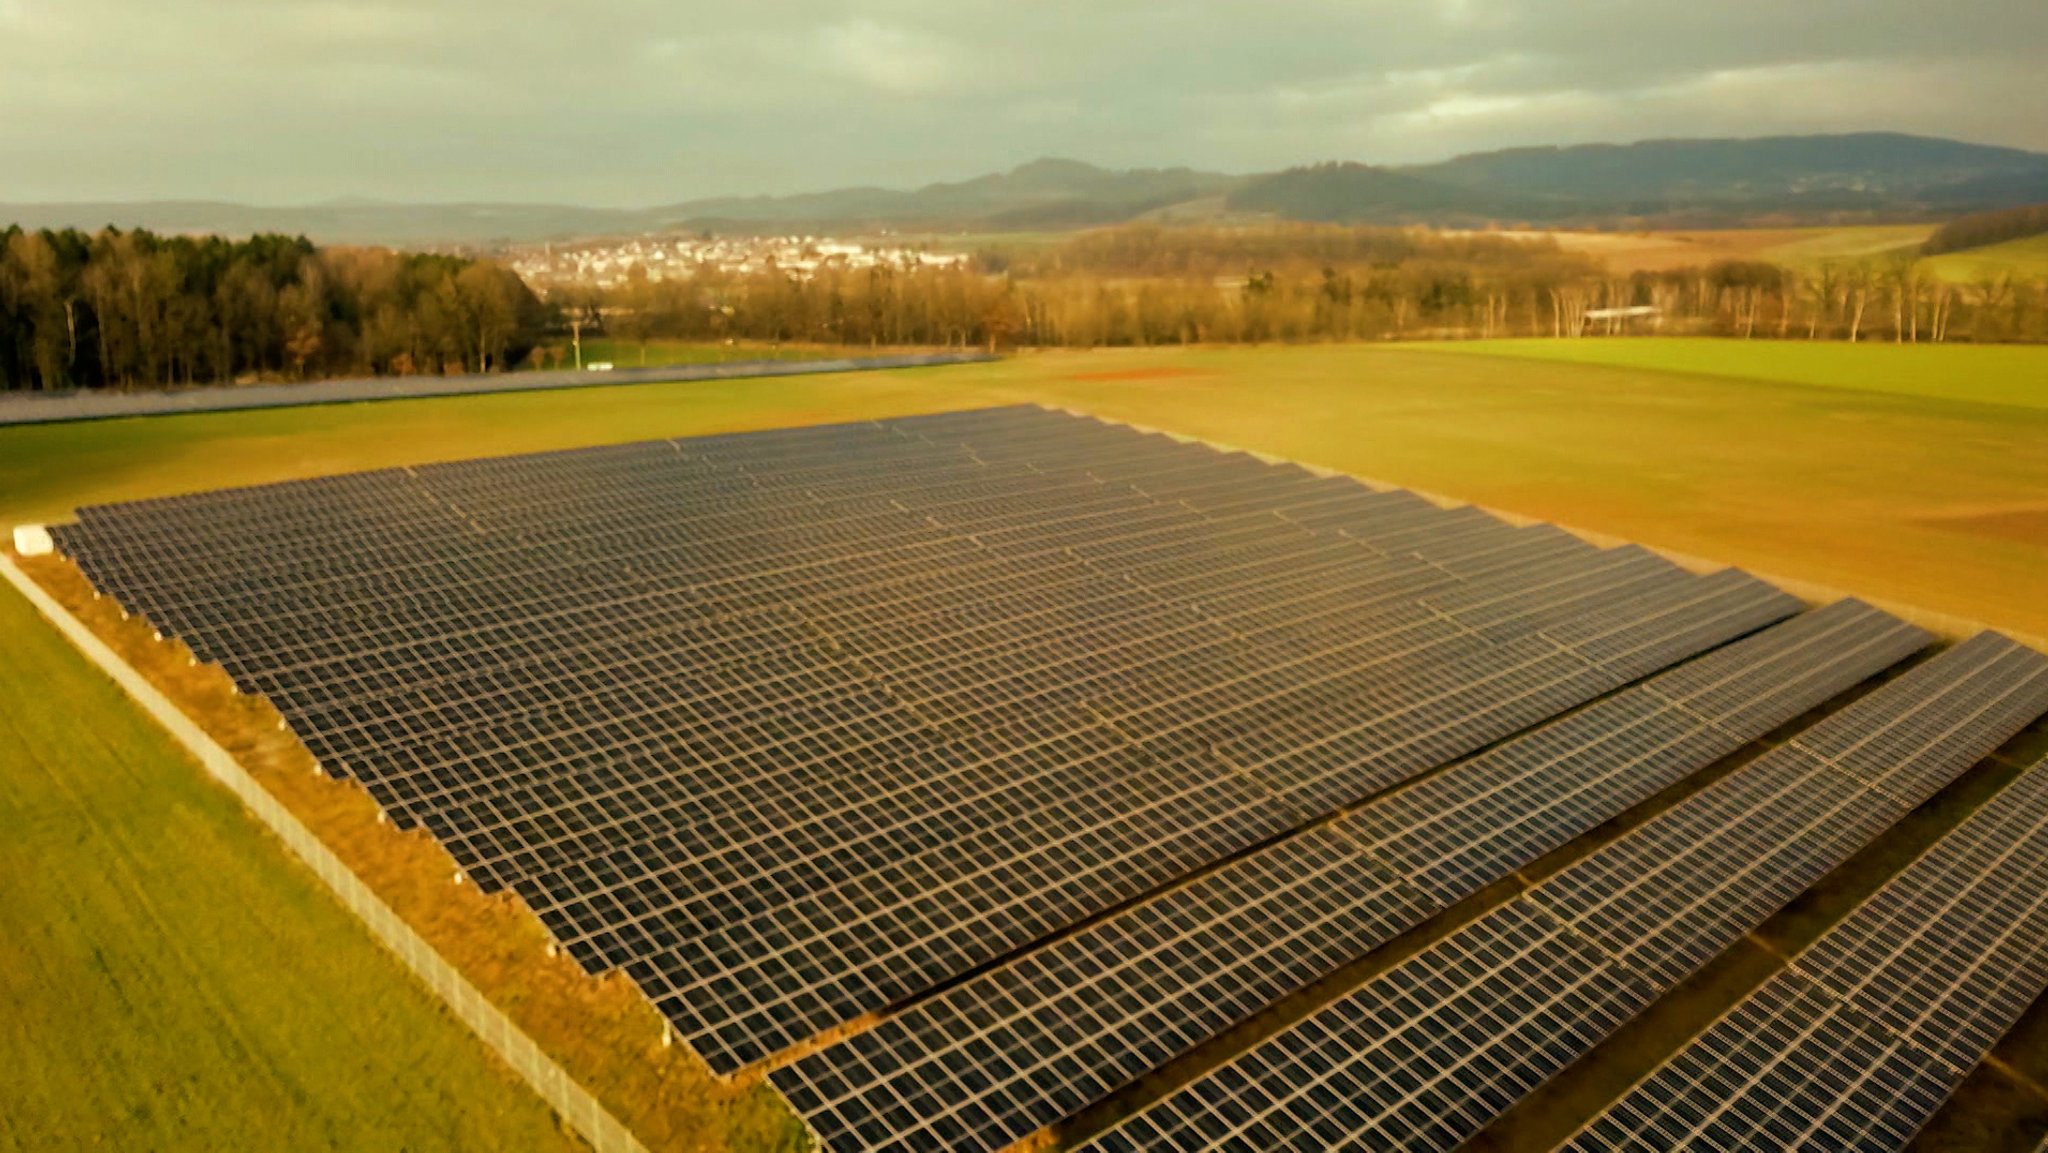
[3,0,2045,205]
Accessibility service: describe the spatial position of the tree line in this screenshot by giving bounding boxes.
[8,221,2047,392]
[0,226,547,391]
[1921,203,2048,256]
[577,224,2048,353]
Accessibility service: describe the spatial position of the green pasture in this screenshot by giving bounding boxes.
[1428,337,2048,411]
[1923,232,2048,285]
[1753,223,1931,267]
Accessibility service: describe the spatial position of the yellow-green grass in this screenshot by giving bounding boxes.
[1425,337,2048,411]
[545,339,855,371]
[1504,223,2048,283]
[1923,233,2048,285]
[0,579,581,1152]
[1748,223,1935,267]
[5,339,2048,642]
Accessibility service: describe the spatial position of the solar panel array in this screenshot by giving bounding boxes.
[770,601,1930,1152]
[51,405,1797,1073]
[1570,753,2048,1151]
[1086,635,2048,1152]
[47,403,2048,1153]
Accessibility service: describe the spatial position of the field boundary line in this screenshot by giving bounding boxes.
[0,350,997,427]
[1068,407,2048,653]
[0,554,650,1153]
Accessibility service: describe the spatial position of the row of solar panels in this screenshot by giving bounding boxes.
[777,618,2048,1152]
[1081,632,2048,1151]
[49,404,2048,1152]
[1573,750,2048,1149]
[53,407,1798,1075]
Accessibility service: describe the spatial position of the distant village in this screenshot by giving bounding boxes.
[501,234,973,291]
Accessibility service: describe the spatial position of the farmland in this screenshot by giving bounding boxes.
[1924,232,2048,284]
[6,337,2048,1147]
[1427,337,2048,410]
[1471,222,2048,284]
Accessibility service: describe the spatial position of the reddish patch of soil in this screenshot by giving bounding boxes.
[1916,508,2048,545]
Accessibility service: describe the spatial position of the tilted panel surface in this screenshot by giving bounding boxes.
[1083,635,2048,1153]
[55,405,1800,1076]
[51,403,1794,1073]
[1570,754,2048,1151]
[771,602,1926,1151]
[1797,756,2048,1069]
[1569,975,1947,1151]
[1538,632,2048,988]
[1356,599,1932,906]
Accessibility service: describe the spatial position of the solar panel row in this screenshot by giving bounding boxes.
[50,406,1789,1081]
[1351,599,1935,907]
[1537,633,2048,989]
[1570,754,2048,1151]
[769,600,1928,1151]
[1086,634,2048,1152]
[652,548,1789,1069]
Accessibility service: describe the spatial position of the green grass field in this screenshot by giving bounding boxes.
[0,580,581,1152]
[1750,223,1933,267]
[6,337,2048,1146]
[1924,232,2048,285]
[1427,337,2048,411]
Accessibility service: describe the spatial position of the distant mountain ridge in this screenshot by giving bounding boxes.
[666,158,1243,231]
[6,133,2046,245]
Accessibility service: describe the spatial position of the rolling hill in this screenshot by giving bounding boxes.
[1412,133,2048,213]
[5,133,2046,244]
[666,158,1244,232]
[1233,133,2048,226]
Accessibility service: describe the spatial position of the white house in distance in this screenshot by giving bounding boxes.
[1581,305,1661,334]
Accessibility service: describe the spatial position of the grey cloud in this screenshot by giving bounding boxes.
[0,0,2042,204]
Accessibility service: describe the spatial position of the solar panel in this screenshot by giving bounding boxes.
[1535,632,2048,988]
[1090,901,1657,1153]
[769,602,1925,1151]
[53,405,1791,1078]
[1568,975,1948,1151]
[1799,765,2048,1070]
[1084,634,2048,1153]
[782,827,1434,1151]
[1569,754,2048,1151]
[659,574,1780,1069]
[1356,599,1932,905]
[1787,632,2048,808]
[51,403,2048,1152]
